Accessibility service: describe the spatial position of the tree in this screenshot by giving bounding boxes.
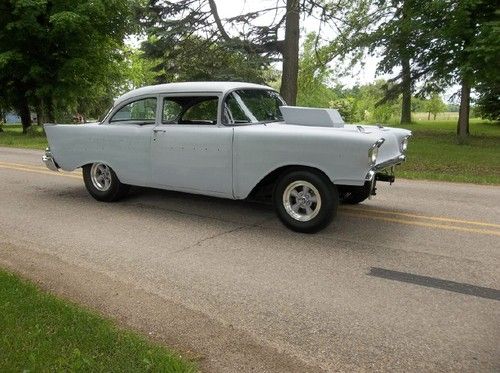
[475,83,500,121]
[122,48,160,90]
[425,93,446,120]
[328,80,401,123]
[344,0,440,125]
[0,0,135,131]
[296,34,337,108]
[139,0,367,105]
[420,0,499,142]
[141,35,270,84]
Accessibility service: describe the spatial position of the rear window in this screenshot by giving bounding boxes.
[110,98,157,123]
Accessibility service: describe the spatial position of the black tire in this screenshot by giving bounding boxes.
[341,183,372,205]
[273,169,338,233]
[82,163,129,202]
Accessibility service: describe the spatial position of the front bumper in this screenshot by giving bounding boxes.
[365,154,406,182]
[42,147,59,172]
[364,154,406,196]
[373,154,406,172]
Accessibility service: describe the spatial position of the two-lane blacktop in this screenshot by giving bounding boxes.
[0,147,499,372]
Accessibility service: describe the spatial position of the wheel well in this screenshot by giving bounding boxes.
[81,162,124,183]
[247,165,333,201]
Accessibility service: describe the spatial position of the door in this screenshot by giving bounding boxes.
[151,94,234,197]
[97,96,158,185]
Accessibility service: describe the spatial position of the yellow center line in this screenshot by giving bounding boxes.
[0,164,81,179]
[343,212,500,237]
[0,161,47,169]
[341,206,500,228]
[0,160,81,174]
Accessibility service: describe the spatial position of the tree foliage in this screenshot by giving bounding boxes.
[141,35,270,84]
[337,0,443,125]
[424,93,447,120]
[474,83,500,121]
[414,0,499,139]
[138,0,369,105]
[296,34,337,108]
[0,0,135,130]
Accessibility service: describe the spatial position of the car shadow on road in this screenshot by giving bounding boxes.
[115,188,401,261]
[40,183,424,255]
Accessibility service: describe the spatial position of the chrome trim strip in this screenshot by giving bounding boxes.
[42,147,59,172]
[373,154,406,171]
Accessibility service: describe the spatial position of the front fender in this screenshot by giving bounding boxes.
[232,124,381,199]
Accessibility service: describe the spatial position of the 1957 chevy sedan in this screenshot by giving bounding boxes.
[43,82,411,233]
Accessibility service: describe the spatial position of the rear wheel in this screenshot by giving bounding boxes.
[274,170,338,233]
[83,163,129,202]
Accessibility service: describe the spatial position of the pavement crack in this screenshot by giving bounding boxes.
[172,215,276,254]
[172,225,248,254]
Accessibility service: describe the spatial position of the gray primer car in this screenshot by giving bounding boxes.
[43,82,411,233]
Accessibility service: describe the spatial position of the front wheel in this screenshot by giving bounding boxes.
[274,170,338,233]
[83,163,129,202]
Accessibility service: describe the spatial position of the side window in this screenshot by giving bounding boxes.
[162,96,219,125]
[163,99,183,123]
[110,98,157,123]
[181,98,218,124]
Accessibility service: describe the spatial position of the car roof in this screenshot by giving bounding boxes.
[115,81,275,105]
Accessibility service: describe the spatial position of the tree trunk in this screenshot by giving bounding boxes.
[46,98,55,123]
[36,101,44,126]
[280,0,300,105]
[400,56,412,124]
[427,111,430,120]
[0,108,4,132]
[457,78,471,144]
[19,97,31,134]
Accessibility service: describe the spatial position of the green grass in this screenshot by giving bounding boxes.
[0,270,197,372]
[0,124,48,149]
[411,111,459,121]
[388,119,500,184]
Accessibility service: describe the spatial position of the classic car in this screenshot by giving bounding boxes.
[43,82,411,233]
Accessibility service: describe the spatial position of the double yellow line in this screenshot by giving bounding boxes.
[341,207,500,236]
[1,160,499,237]
[0,161,81,179]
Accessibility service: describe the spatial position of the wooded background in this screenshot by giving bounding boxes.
[0,0,498,144]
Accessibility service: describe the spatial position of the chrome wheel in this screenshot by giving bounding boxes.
[90,163,112,192]
[282,180,322,222]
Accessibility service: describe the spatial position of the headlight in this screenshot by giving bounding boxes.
[401,136,409,152]
[368,139,384,166]
[369,146,378,165]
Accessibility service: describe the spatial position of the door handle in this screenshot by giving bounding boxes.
[153,129,167,133]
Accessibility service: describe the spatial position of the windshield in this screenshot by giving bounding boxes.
[224,89,286,124]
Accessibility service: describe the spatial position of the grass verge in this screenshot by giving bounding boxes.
[389,119,500,184]
[0,270,196,372]
[0,124,48,150]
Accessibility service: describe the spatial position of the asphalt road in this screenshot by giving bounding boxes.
[0,147,499,372]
